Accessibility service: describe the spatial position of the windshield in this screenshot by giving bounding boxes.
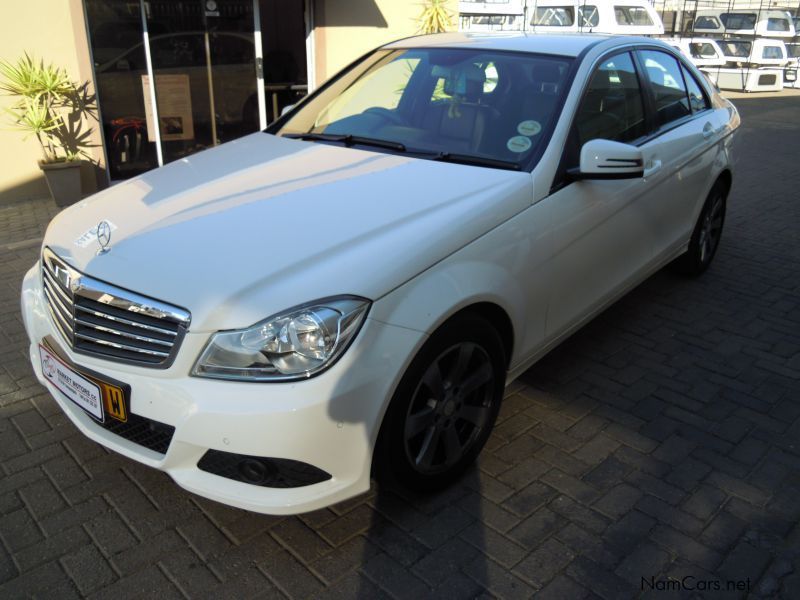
[273,48,573,170]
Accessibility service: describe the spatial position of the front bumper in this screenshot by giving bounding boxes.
[21,264,425,514]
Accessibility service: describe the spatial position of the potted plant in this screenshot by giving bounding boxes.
[0,54,95,206]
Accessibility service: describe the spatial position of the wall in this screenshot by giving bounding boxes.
[313,0,459,85]
[0,0,104,203]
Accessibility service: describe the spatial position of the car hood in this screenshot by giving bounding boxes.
[44,133,532,332]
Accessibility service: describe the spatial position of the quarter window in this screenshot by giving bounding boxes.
[573,52,647,147]
[681,65,710,113]
[639,50,691,127]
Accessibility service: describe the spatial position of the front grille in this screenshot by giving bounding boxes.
[198,450,332,488]
[41,248,190,368]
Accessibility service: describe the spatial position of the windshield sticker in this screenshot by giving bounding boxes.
[506,136,532,153]
[75,221,117,248]
[517,120,542,137]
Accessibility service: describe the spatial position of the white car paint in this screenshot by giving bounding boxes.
[21,33,739,514]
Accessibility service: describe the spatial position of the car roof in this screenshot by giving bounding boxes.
[383,32,615,58]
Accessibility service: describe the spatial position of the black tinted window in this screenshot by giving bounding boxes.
[639,50,691,127]
[573,52,647,146]
[681,65,710,113]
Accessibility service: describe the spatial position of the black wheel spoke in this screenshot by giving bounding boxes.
[416,427,441,469]
[405,408,435,439]
[448,343,474,383]
[459,362,493,397]
[421,362,445,399]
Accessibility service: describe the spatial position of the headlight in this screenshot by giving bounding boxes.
[192,296,370,382]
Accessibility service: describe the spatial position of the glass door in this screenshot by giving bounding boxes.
[85,0,264,179]
[144,0,260,165]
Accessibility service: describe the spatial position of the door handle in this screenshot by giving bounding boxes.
[702,122,714,139]
[643,159,662,178]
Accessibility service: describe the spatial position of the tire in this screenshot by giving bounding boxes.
[673,181,727,277]
[376,314,506,491]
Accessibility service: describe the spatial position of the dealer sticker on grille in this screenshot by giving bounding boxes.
[39,344,103,421]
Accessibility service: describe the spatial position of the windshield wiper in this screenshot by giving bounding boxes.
[283,132,406,152]
[284,133,520,171]
[428,152,521,171]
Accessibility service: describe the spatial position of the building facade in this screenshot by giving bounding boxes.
[0,0,457,202]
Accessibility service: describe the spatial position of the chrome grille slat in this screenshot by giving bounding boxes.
[74,332,170,357]
[41,248,190,369]
[74,317,173,347]
[42,268,73,307]
[43,283,73,328]
[74,304,178,337]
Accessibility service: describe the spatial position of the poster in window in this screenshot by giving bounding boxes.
[141,74,195,141]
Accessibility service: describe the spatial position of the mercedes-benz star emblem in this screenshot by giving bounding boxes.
[97,220,112,255]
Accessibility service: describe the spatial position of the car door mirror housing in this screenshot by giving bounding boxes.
[568,139,645,181]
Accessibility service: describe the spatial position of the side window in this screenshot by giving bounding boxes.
[762,46,784,60]
[573,52,647,148]
[681,65,710,113]
[639,50,691,127]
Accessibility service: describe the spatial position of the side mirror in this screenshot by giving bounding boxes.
[280,104,295,117]
[568,139,644,180]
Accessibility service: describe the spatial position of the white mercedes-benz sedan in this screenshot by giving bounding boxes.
[21,33,739,514]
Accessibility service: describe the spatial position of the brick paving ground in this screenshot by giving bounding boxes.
[1,94,798,599]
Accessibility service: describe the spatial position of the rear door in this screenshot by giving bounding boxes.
[635,49,722,257]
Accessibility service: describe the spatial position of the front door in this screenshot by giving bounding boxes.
[541,50,660,338]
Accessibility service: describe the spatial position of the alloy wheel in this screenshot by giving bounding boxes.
[403,342,495,474]
[698,193,724,265]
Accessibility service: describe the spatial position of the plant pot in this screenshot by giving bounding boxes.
[39,160,82,207]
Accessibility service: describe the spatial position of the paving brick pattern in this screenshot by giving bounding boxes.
[1,96,798,599]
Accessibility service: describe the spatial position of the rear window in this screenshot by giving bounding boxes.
[720,13,756,30]
[614,6,654,26]
[767,17,791,32]
[720,41,751,58]
[694,16,721,30]
[532,7,575,26]
[579,5,600,27]
[689,43,718,59]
